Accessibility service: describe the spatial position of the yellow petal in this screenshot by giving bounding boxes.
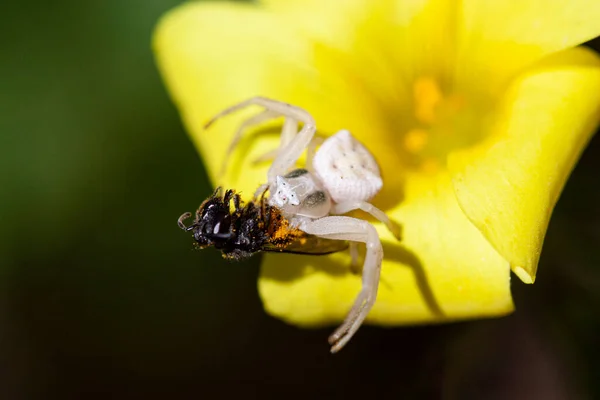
[153,1,408,199]
[264,0,459,82]
[155,1,515,327]
[449,47,600,283]
[153,2,318,195]
[152,0,451,209]
[457,0,600,94]
[259,169,513,327]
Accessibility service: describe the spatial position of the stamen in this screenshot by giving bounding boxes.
[421,158,440,174]
[413,77,443,125]
[404,128,429,153]
[403,76,478,168]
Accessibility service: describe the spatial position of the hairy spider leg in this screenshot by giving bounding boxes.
[299,216,383,353]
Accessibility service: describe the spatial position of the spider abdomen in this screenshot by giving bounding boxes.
[312,130,382,203]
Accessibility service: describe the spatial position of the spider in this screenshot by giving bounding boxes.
[178,97,400,353]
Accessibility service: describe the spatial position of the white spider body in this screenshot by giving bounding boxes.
[313,130,383,204]
[270,171,331,219]
[206,97,400,353]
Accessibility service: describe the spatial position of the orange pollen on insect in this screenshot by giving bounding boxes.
[267,206,304,248]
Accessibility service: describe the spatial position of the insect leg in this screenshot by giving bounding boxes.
[177,212,192,230]
[232,192,242,213]
[252,183,269,201]
[223,189,236,205]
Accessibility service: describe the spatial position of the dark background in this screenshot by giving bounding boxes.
[2,1,599,398]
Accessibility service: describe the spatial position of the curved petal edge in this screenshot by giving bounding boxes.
[449,47,600,283]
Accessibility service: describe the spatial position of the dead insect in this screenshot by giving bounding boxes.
[179,97,401,353]
[177,186,349,260]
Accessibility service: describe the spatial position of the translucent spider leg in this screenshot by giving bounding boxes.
[348,242,361,274]
[251,117,298,165]
[218,109,280,177]
[305,135,325,173]
[203,96,316,184]
[332,201,402,240]
[299,216,383,353]
[253,134,324,172]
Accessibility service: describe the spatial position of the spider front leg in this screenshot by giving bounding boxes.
[299,216,383,353]
[250,117,298,165]
[218,109,280,177]
[252,135,326,176]
[204,97,316,183]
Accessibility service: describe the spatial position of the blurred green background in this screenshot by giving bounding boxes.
[2,1,600,398]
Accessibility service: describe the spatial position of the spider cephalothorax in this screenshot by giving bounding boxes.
[179,97,401,353]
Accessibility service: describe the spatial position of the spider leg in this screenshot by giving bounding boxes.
[348,242,361,274]
[267,112,315,184]
[253,134,325,171]
[251,148,279,166]
[251,117,298,166]
[332,201,402,240]
[306,135,325,173]
[218,109,280,177]
[205,97,316,186]
[299,216,383,353]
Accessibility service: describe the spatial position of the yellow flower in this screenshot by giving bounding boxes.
[153,0,600,328]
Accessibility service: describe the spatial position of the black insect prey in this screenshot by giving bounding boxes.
[178,187,348,260]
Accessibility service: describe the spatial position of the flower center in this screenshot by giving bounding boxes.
[403,76,487,172]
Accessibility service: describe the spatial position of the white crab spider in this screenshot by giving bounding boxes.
[206,97,400,353]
